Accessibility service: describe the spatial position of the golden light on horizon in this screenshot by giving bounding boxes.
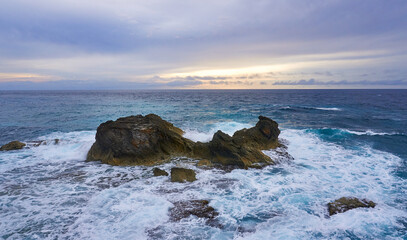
[162,64,291,78]
[0,73,56,82]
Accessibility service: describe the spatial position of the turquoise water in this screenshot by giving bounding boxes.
[0,90,406,239]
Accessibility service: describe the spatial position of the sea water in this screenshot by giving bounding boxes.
[0,90,406,239]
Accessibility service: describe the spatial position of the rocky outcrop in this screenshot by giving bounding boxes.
[87,114,194,165]
[192,116,280,169]
[169,200,218,221]
[0,141,26,151]
[87,114,281,169]
[170,168,197,182]
[153,168,169,176]
[328,197,376,216]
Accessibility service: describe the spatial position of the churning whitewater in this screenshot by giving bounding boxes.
[0,90,406,239]
[0,125,405,239]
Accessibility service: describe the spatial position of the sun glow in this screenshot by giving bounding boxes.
[162,64,291,78]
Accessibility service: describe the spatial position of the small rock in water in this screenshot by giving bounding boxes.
[153,167,169,176]
[0,141,26,151]
[328,197,376,216]
[169,200,218,221]
[170,167,196,182]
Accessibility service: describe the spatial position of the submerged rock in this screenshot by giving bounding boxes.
[169,200,218,221]
[328,197,376,216]
[170,167,197,182]
[87,114,281,169]
[27,139,60,147]
[153,167,169,176]
[0,141,26,151]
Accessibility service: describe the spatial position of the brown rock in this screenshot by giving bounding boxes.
[153,168,169,176]
[0,141,26,151]
[86,114,281,169]
[86,114,194,165]
[328,197,376,216]
[196,159,213,167]
[192,116,280,169]
[169,200,218,221]
[170,167,197,182]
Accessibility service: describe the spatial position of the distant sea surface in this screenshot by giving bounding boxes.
[0,90,406,239]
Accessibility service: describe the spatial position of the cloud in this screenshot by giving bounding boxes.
[273,78,407,86]
[165,80,202,87]
[0,80,161,90]
[1,0,407,88]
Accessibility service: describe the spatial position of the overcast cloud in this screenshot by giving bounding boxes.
[1,0,407,89]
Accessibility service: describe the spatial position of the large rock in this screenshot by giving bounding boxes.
[328,197,376,216]
[0,141,26,151]
[192,116,280,169]
[170,167,197,182]
[87,114,281,169]
[87,114,194,165]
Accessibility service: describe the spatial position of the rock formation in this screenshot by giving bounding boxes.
[328,197,376,216]
[170,168,197,182]
[87,114,281,169]
[192,116,280,169]
[169,200,218,221]
[0,141,26,151]
[153,168,169,176]
[87,114,194,166]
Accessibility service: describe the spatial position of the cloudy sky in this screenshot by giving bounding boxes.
[1,0,407,89]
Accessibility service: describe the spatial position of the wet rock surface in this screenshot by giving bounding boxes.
[169,200,219,222]
[328,197,376,216]
[153,168,169,176]
[87,114,281,169]
[0,141,26,151]
[192,116,280,169]
[86,114,194,166]
[170,167,197,182]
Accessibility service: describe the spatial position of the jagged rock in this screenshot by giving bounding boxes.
[86,114,194,165]
[169,200,218,221]
[0,141,26,151]
[87,114,281,169]
[153,167,169,176]
[328,197,376,216]
[170,167,197,182]
[192,116,280,169]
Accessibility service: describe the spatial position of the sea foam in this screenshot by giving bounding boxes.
[0,127,406,239]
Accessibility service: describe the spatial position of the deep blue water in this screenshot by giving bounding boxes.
[0,90,406,239]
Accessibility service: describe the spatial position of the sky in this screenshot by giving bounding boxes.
[0,0,407,90]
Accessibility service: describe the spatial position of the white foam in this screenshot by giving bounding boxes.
[0,131,95,173]
[346,129,398,136]
[0,129,406,239]
[66,186,172,240]
[314,107,342,111]
[183,121,252,142]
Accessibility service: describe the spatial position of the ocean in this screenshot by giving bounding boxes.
[0,89,406,239]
